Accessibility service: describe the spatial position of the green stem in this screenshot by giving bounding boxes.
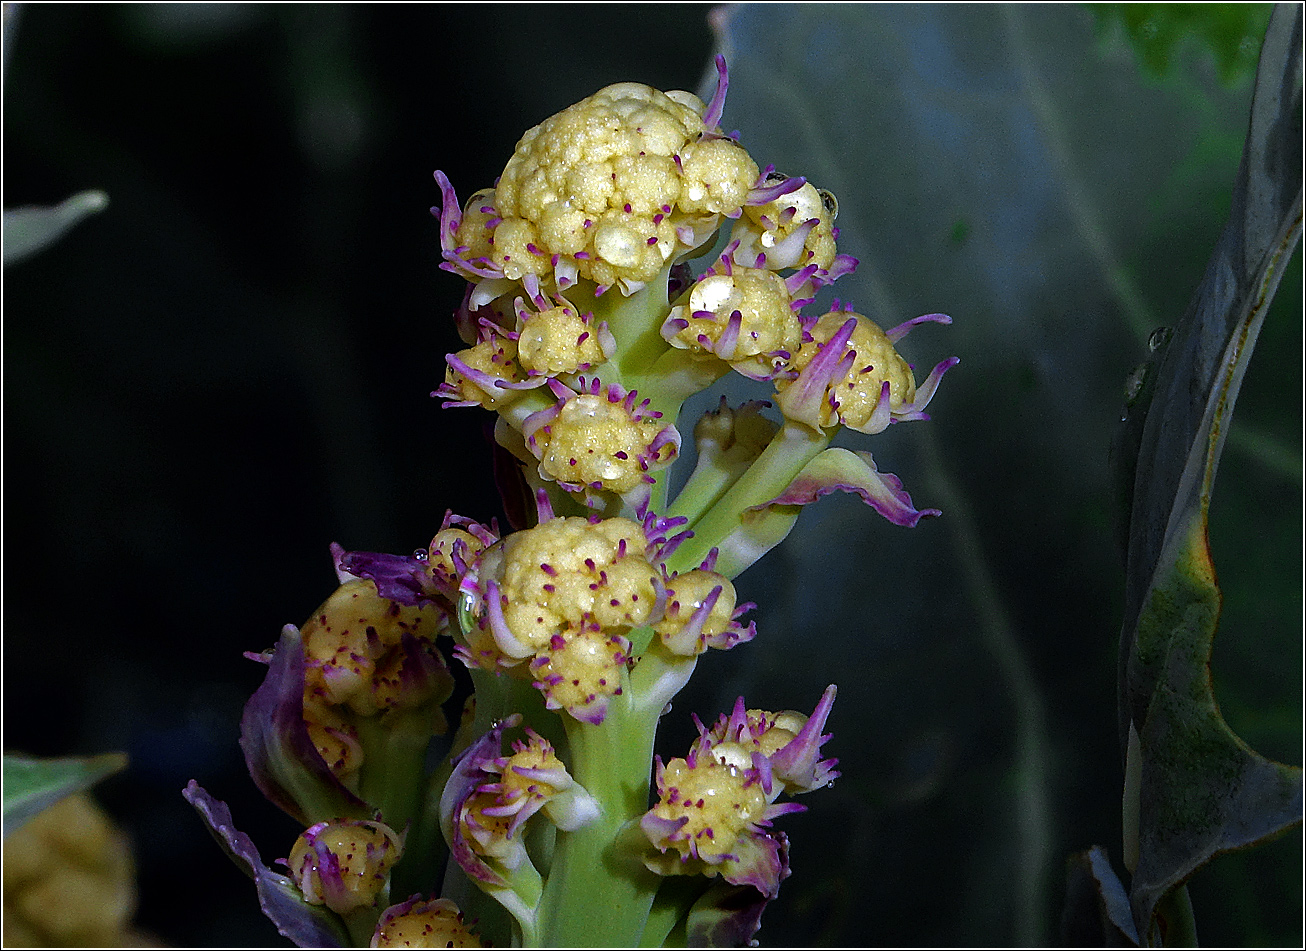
[390,737,453,900]
[666,421,831,576]
[538,688,664,946]
[355,709,439,832]
[343,905,383,946]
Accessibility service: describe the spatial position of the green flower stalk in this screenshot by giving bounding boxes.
[186,55,955,948]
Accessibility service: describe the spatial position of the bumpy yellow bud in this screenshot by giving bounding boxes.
[451,188,499,268]
[676,137,760,216]
[655,569,739,656]
[288,818,403,916]
[774,310,917,433]
[514,296,610,377]
[666,266,800,379]
[371,897,484,948]
[300,579,450,718]
[530,622,629,723]
[523,380,679,498]
[2,793,137,948]
[733,179,838,271]
[442,77,760,296]
[442,332,530,411]
[647,756,767,863]
[490,516,660,652]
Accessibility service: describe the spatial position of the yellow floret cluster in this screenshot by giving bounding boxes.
[515,296,611,377]
[373,897,484,948]
[491,516,660,651]
[774,310,918,433]
[298,580,452,783]
[731,179,840,272]
[664,266,801,379]
[654,568,740,656]
[301,580,450,717]
[2,793,138,948]
[458,81,760,294]
[647,756,767,863]
[525,388,677,495]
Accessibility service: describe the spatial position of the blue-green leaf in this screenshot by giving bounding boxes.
[1119,3,1303,936]
[2,751,128,838]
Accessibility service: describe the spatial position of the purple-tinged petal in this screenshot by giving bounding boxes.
[885,311,951,343]
[776,316,857,431]
[238,626,370,826]
[183,781,350,948]
[336,549,435,609]
[745,173,807,207]
[431,170,461,252]
[438,716,521,886]
[901,355,960,419]
[768,685,841,795]
[758,217,818,269]
[751,447,940,528]
[702,54,729,130]
[718,828,789,899]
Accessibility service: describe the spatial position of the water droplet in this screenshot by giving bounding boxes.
[413,549,428,561]
[1147,326,1172,352]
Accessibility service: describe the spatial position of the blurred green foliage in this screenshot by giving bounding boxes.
[1091,3,1274,86]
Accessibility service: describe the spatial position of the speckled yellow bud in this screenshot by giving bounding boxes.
[371,897,484,948]
[288,818,403,916]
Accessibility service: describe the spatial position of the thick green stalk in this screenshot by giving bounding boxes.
[666,421,831,576]
[537,687,663,946]
[355,709,439,833]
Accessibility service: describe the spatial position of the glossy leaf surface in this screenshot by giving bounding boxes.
[1118,3,1303,936]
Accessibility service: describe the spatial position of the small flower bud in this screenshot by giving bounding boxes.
[643,753,769,865]
[300,579,453,719]
[371,896,484,948]
[468,515,662,658]
[523,378,680,498]
[655,569,755,656]
[287,818,403,916]
[732,179,838,272]
[663,264,801,380]
[514,293,613,377]
[438,330,536,411]
[530,621,629,724]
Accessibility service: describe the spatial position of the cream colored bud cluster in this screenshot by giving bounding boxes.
[455,730,598,867]
[439,276,617,415]
[663,259,803,381]
[299,581,453,785]
[460,515,747,722]
[641,689,836,895]
[730,176,841,274]
[773,307,957,435]
[445,81,760,298]
[522,378,680,502]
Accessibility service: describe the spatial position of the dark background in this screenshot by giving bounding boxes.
[3,3,1300,948]
[3,4,715,944]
